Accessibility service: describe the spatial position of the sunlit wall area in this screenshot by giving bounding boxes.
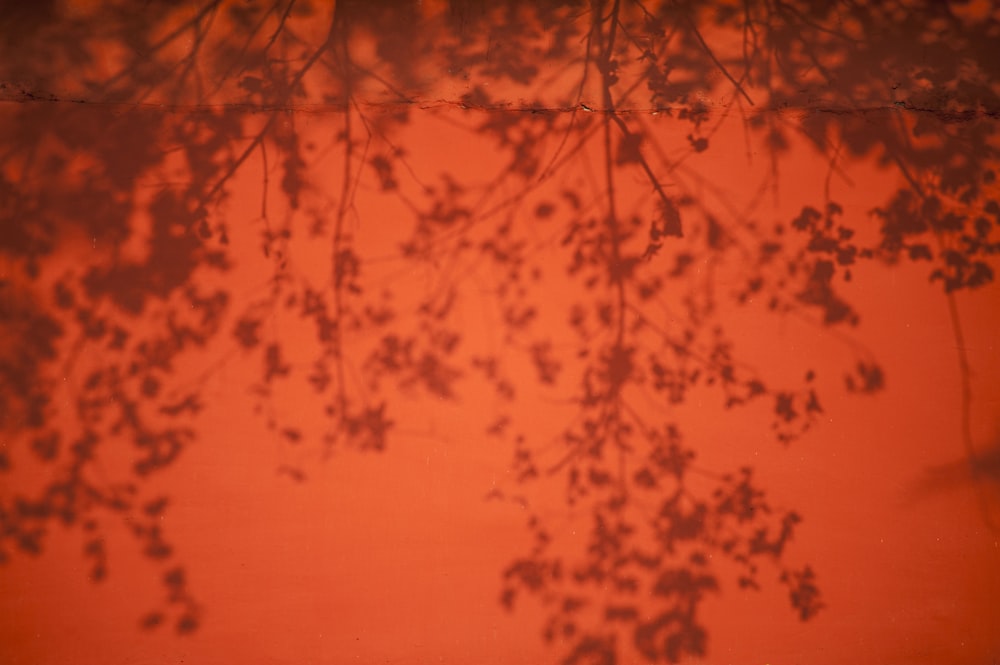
[2,2,999,664]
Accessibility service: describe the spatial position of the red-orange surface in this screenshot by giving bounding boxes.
[2,3,999,665]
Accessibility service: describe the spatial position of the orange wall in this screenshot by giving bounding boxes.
[2,4,999,665]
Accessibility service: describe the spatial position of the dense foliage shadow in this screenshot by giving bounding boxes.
[1,1,998,660]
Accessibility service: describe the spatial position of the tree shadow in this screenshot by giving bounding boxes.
[1,0,998,660]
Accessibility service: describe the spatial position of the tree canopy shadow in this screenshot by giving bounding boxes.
[1,0,999,660]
